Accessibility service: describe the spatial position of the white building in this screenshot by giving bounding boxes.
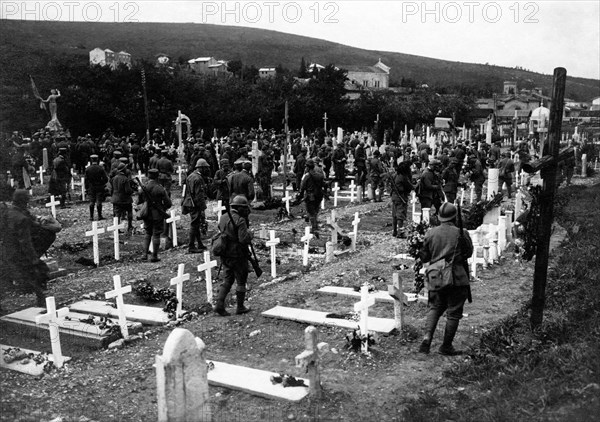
[259,68,276,78]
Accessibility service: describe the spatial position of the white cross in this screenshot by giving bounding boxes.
[301,226,314,267]
[80,176,86,200]
[349,180,357,203]
[282,188,293,214]
[197,251,218,304]
[321,198,325,210]
[422,208,430,224]
[137,170,144,181]
[45,195,60,218]
[470,183,475,204]
[181,184,186,198]
[177,166,184,186]
[170,263,190,318]
[327,209,338,246]
[213,200,226,222]
[38,166,44,185]
[388,273,405,330]
[70,168,76,190]
[332,183,340,207]
[351,212,360,252]
[460,187,465,206]
[85,221,105,266]
[166,210,181,247]
[295,326,329,399]
[105,275,132,339]
[353,284,376,353]
[266,230,280,278]
[106,217,125,260]
[35,296,69,368]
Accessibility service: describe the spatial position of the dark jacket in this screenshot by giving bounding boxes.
[185,170,207,211]
[111,172,134,204]
[419,167,442,200]
[140,179,172,220]
[390,172,414,203]
[156,157,174,180]
[420,222,473,287]
[227,170,255,202]
[300,169,325,203]
[442,166,459,195]
[218,209,253,258]
[1,205,37,267]
[85,164,108,189]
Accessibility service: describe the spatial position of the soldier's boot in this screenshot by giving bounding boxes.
[419,309,442,354]
[439,319,463,356]
[188,229,201,253]
[392,217,398,237]
[235,291,251,315]
[150,235,160,262]
[142,234,151,261]
[97,204,104,220]
[89,204,95,221]
[214,285,231,316]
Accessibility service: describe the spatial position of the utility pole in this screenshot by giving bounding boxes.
[141,68,150,142]
[284,101,289,187]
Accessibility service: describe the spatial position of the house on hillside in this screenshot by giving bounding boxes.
[188,57,230,75]
[590,97,600,111]
[342,59,390,89]
[116,51,132,68]
[259,68,276,78]
[89,48,132,69]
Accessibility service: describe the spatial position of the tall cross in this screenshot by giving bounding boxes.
[137,170,145,181]
[38,166,44,185]
[46,195,60,218]
[197,251,218,304]
[181,184,186,199]
[353,284,376,353]
[282,188,293,214]
[177,166,184,186]
[460,187,465,206]
[351,212,360,252]
[166,210,181,247]
[258,117,262,130]
[70,168,76,190]
[323,112,328,132]
[106,217,125,260]
[80,176,86,200]
[170,263,190,318]
[35,296,69,368]
[301,227,314,267]
[295,326,329,399]
[105,275,132,339]
[266,230,280,278]
[85,221,105,266]
[213,200,226,222]
[349,180,357,203]
[332,183,340,207]
[388,273,405,330]
[470,183,475,204]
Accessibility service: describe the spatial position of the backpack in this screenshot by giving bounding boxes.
[210,231,227,257]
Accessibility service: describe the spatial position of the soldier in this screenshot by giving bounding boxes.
[139,169,172,262]
[227,158,255,203]
[293,147,307,191]
[85,154,108,221]
[441,158,460,204]
[213,159,232,210]
[332,144,347,188]
[299,159,325,234]
[497,152,516,198]
[355,141,367,195]
[183,159,209,253]
[368,150,386,202]
[389,161,414,238]
[156,149,174,197]
[49,147,71,208]
[257,145,274,200]
[111,163,134,234]
[418,159,444,212]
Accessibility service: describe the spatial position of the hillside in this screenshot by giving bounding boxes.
[1,19,598,101]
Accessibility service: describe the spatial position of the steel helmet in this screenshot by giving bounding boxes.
[230,195,249,208]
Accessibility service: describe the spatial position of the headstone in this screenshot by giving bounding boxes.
[295,326,329,399]
[332,183,340,207]
[85,221,105,266]
[70,169,76,191]
[197,251,218,304]
[106,217,125,260]
[166,210,181,247]
[37,166,44,185]
[321,197,326,210]
[351,212,360,252]
[353,285,376,352]
[266,230,280,278]
[356,186,363,203]
[45,195,59,218]
[170,264,190,318]
[581,154,587,177]
[366,183,373,200]
[505,210,514,241]
[325,241,334,263]
[388,273,404,330]
[487,168,499,199]
[515,189,523,219]
[105,275,132,339]
[213,200,226,222]
[301,227,314,267]
[34,297,69,368]
[349,180,356,203]
[460,187,465,205]
[327,210,338,247]
[42,148,49,170]
[182,184,186,198]
[498,216,508,252]
[156,328,211,422]
[252,141,259,176]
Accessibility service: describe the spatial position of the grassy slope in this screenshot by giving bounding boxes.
[404,181,600,422]
[0,20,598,101]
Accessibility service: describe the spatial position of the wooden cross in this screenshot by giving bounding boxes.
[388,273,405,330]
[197,251,218,304]
[170,263,190,318]
[137,170,144,181]
[181,184,186,198]
[80,176,86,200]
[422,208,431,224]
[353,285,376,353]
[85,221,105,266]
[327,209,338,246]
[177,166,184,186]
[282,188,293,214]
[349,180,357,203]
[70,168,76,190]
[213,200,226,222]
[460,187,465,206]
[105,275,132,339]
[351,212,360,251]
[166,210,181,247]
[35,296,69,368]
[46,195,60,218]
[106,217,125,260]
[265,230,280,278]
[295,326,329,399]
[301,227,313,267]
[470,183,475,204]
[42,148,49,169]
[38,166,44,185]
[323,112,328,131]
[332,183,340,207]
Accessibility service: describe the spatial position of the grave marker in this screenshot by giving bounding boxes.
[34,297,69,368]
[177,166,184,186]
[106,217,125,260]
[170,264,190,318]
[213,200,226,222]
[351,212,360,251]
[45,195,59,218]
[42,148,48,170]
[266,230,280,278]
[581,153,587,177]
[80,176,85,200]
[388,273,404,330]
[37,166,44,185]
[85,221,105,266]
[301,227,313,267]
[498,216,508,252]
[422,208,431,224]
[295,326,329,399]
[328,209,338,247]
[332,183,340,207]
[156,328,210,422]
[197,251,218,304]
[349,180,356,203]
[166,210,181,247]
[325,242,334,263]
[353,285,376,352]
[282,189,292,215]
[460,187,465,205]
[470,183,475,204]
[105,275,132,339]
[487,168,499,199]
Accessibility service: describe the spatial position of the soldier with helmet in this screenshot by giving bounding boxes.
[418,159,444,213]
[183,158,209,253]
[299,158,325,234]
[227,158,255,204]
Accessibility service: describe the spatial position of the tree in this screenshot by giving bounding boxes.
[298,57,308,78]
[227,60,243,78]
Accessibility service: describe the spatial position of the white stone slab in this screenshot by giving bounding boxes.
[317,286,425,304]
[0,344,71,376]
[207,360,309,402]
[69,300,171,325]
[262,306,397,334]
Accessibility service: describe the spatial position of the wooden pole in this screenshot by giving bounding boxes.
[141,68,151,142]
[283,101,289,189]
[530,67,566,329]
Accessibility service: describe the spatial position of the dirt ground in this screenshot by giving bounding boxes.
[0,174,595,422]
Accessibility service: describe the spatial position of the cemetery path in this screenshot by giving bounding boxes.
[1,175,594,422]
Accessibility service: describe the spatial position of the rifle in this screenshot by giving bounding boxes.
[224,205,263,279]
[456,203,472,303]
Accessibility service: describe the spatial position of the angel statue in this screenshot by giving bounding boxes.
[42,89,62,131]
